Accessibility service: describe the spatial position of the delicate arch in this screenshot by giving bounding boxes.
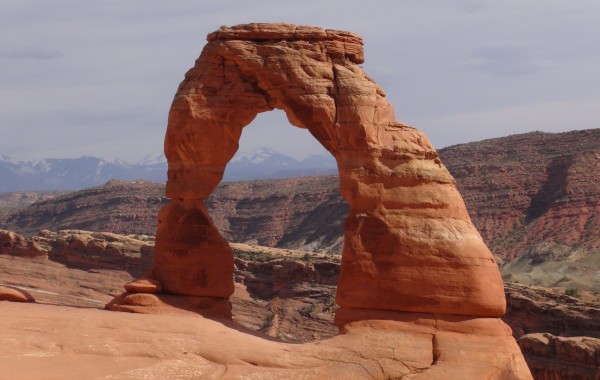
[151,23,506,323]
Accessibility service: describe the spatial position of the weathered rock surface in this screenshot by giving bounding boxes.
[97,22,528,377]
[152,22,506,322]
[0,232,340,342]
[0,230,154,266]
[518,333,600,379]
[106,292,232,319]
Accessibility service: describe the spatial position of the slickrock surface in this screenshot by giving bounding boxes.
[153,22,507,321]
[0,230,153,308]
[1,234,531,378]
[1,302,530,380]
[0,229,42,257]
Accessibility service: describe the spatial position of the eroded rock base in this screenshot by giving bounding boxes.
[335,307,512,335]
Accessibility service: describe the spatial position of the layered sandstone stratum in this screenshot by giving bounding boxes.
[100,22,530,378]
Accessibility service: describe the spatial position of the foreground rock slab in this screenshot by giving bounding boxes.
[1,303,530,380]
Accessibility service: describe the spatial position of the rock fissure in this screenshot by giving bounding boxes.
[431,334,440,366]
[331,62,341,137]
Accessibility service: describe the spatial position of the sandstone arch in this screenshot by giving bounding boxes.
[152,23,506,321]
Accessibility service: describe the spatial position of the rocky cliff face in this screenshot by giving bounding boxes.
[440,129,600,262]
[440,129,600,291]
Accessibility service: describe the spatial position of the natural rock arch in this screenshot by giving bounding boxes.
[151,23,505,323]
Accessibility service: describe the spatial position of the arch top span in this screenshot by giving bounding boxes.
[153,23,506,320]
[206,23,365,64]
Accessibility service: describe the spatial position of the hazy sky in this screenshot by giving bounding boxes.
[1,1,599,162]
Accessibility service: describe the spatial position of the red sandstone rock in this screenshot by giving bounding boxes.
[124,278,162,293]
[151,22,505,318]
[0,229,47,258]
[153,200,234,296]
[106,292,231,319]
[0,285,35,302]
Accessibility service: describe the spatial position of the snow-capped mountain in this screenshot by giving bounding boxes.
[136,152,167,166]
[0,155,165,192]
[224,147,336,181]
[231,147,296,166]
[0,148,337,192]
[299,152,337,168]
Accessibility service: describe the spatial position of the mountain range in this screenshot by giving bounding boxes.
[0,147,336,192]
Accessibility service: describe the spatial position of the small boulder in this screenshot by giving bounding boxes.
[0,285,35,302]
[124,278,162,293]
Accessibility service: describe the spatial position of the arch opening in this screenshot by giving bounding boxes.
[208,108,345,253]
[222,109,336,182]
